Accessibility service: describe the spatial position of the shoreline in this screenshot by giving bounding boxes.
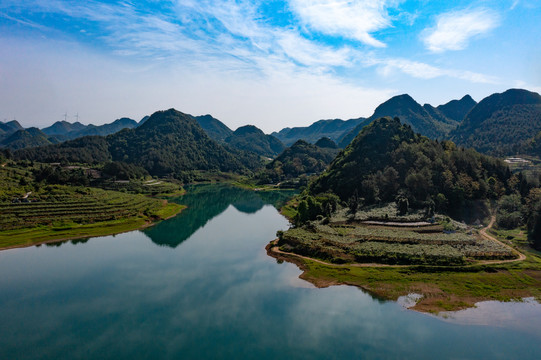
[266,237,541,313]
[0,204,185,252]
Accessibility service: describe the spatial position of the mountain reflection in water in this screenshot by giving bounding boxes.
[144,184,296,247]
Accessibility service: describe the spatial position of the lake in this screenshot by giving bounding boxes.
[1,184,540,359]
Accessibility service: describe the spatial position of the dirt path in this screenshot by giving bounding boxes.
[269,215,527,268]
[477,216,526,264]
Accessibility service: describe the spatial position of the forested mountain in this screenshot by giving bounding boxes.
[42,121,87,136]
[272,118,366,146]
[451,89,541,156]
[338,94,471,148]
[436,95,477,122]
[42,118,138,140]
[72,118,138,138]
[0,127,56,150]
[15,109,262,179]
[224,125,285,158]
[15,136,112,164]
[257,139,340,183]
[0,120,24,139]
[194,115,233,142]
[310,117,516,219]
[138,115,150,126]
[314,137,338,149]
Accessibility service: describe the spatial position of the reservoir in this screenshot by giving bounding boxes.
[1,184,540,359]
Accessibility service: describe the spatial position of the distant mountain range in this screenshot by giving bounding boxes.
[272,118,366,146]
[4,88,541,159]
[337,94,477,147]
[14,109,261,180]
[42,117,139,140]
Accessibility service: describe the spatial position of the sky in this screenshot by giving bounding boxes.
[0,0,540,133]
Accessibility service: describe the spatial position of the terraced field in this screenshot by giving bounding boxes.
[278,221,516,266]
[0,186,183,249]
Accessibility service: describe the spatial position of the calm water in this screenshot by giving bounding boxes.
[1,184,540,359]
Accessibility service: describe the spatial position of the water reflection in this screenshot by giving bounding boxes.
[144,184,295,248]
[439,298,541,337]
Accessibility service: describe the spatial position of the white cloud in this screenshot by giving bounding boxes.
[364,57,500,84]
[423,8,501,53]
[277,32,353,67]
[288,0,398,47]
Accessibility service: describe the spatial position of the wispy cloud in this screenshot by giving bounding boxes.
[422,7,501,53]
[288,0,397,47]
[364,57,500,84]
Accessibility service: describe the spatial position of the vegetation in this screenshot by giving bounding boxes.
[41,118,138,140]
[14,109,262,181]
[451,89,541,156]
[436,94,477,122]
[0,127,55,149]
[0,161,184,249]
[194,114,233,142]
[312,117,519,221]
[256,140,339,185]
[272,118,366,146]
[339,94,457,147]
[224,125,285,158]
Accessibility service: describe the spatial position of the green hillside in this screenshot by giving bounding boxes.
[311,117,514,220]
[451,89,541,156]
[225,125,285,158]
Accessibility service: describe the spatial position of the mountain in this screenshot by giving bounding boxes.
[272,118,366,146]
[14,135,112,164]
[314,137,338,149]
[194,115,233,142]
[0,127,57,150]
[257,139,340,183]
[436,95,477,122]
[451,89,541,156]
[310,117,513,219]
[337,94,473,148]
[16,109,261,179]
[42,121,87,136]
[0,120,23,138]
[41,118,138,140]
[225,125,285,158]
[138,116,150,126]
[72,118,138,137]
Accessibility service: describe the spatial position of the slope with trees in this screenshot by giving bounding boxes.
[14,109,261,180]
[312,117,516,220]
[224,125,285,158]
[451,89,541,156]
[194,115,233,142]
[256,139,339,184]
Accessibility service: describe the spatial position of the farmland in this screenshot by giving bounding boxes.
[277,201,516,267]
[0,162,184,249]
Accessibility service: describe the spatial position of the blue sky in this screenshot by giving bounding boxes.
[0,0,540,132]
